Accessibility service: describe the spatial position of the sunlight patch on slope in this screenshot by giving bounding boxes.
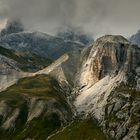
[74,71,126,121]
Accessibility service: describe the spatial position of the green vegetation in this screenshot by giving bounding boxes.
[0,114,61,140]
[0,74,71,140]
[0,74,69,110]
[0,46,52,72]
[50,119,109,140]
[14,116,61,140]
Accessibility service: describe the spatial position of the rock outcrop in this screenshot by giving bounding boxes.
[77,35,139,87]
[74,35,140,140]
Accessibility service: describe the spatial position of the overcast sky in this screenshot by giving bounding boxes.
[0,0,140,38]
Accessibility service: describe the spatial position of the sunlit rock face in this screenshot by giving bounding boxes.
[74,35,140,140]
[78,35,140,88]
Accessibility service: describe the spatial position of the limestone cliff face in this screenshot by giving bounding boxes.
[77,35,140,87]
[75,35,140,140]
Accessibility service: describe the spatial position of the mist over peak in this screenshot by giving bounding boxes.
[0,0,140,38]
[0,18,24,36]
[56,25,94,45]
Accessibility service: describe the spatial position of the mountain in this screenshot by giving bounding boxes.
[0,34,140,140]
[130,29,140,46]
[0,31,84,60]
[0,53,22,92]
[0,74,73,140]
[56,27,94,46]
[0,45,53,94]
[0,46,52,72]
[74,35,140,140]
[0,50,80,139]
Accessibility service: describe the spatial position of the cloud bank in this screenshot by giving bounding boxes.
[0,0,140,38]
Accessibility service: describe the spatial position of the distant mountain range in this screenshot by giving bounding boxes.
[0,20,94,60]
[0,31,84,59]
[56,26,94,45]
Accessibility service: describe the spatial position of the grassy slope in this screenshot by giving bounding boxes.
[0,46,52,72]
[0,74,110,140]
[0,74,65,106]
[0,74,71,140]
[50,119,109,140]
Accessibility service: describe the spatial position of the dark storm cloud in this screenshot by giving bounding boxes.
[0,0,140,38]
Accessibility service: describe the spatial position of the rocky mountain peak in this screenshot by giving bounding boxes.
[96,35,129,44]
[78,35,140,87]
[75,35,140,124]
